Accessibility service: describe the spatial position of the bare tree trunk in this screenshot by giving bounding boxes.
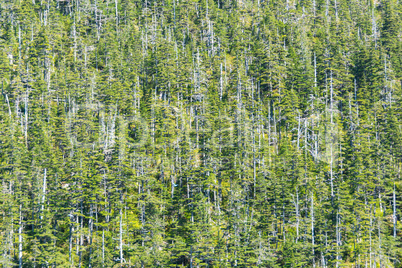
[393,183,397,238]
[336,211,340,268]
[311,192,315,266]
[115,0,119,30]
[69,223,74,266]
[220,63,223,100]
[18,205,22,268]
[88,204,93,268]
[24,92,28,147]
[41,169,47,220]
[119,207,124,265]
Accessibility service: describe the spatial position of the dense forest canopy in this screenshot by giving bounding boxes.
[0,0,402,267]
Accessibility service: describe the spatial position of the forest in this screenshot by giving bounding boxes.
[0,0,402,267]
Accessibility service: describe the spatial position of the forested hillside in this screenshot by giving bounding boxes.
[0,0,402,267]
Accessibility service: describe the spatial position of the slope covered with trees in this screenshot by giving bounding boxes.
[0,0,402,267]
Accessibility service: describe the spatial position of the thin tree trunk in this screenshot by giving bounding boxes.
[18,205,22,268]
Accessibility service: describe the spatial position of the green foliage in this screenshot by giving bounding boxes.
[0,0,401,267]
